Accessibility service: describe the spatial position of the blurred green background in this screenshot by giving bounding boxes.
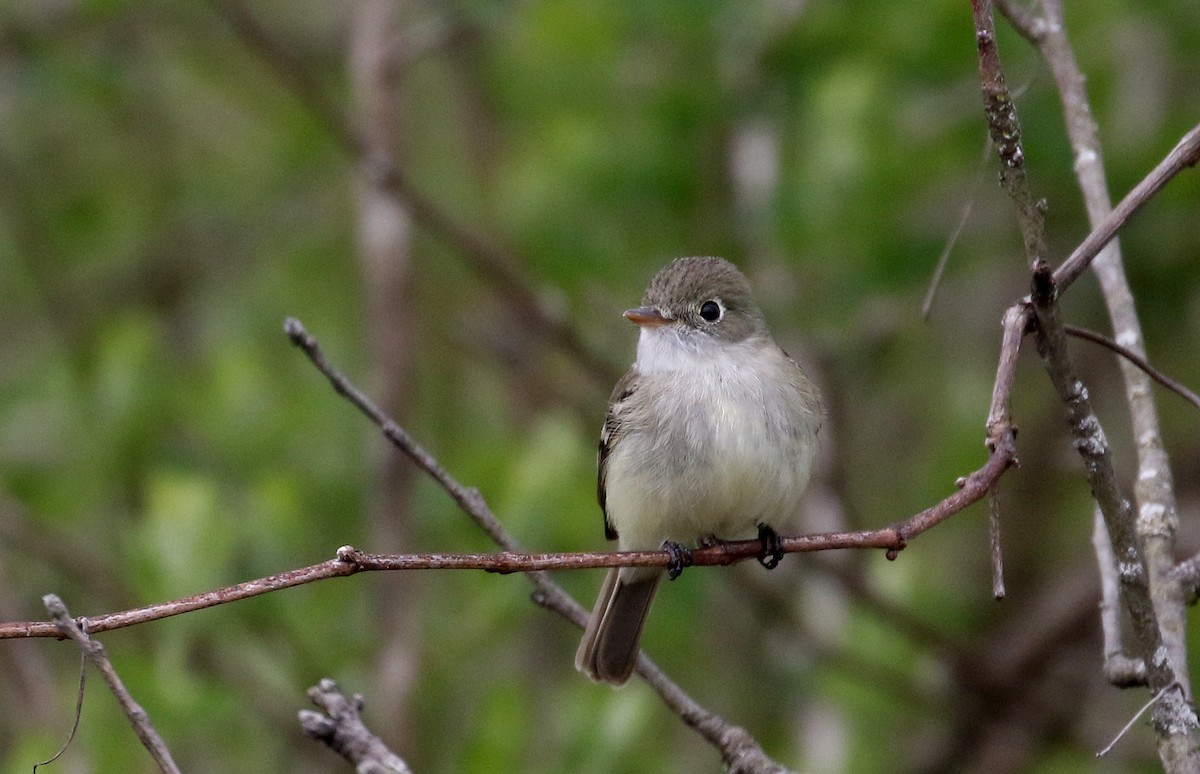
[1,1,1198,772]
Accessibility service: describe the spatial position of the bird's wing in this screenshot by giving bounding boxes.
[598,369,639,541]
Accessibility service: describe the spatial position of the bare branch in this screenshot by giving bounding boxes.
[1029,264,1187,720]
[284,317,520,552]
[530,585,798,774]
[1098,683,1181,758]
[988,485,1006,599]
[300,678,413,774]
[1092,506,1148,687]
[2,556,361,639]
[1012,1,1200,764]
[1064,324,1200,410]
[43,595,180,774]
[972,0,1048,265]
[922,136,993,319]
[1052,123,1200,293]
[995,0,1044,41]
[32,649,85,772]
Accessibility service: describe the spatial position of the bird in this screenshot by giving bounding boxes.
[576,256,823,686]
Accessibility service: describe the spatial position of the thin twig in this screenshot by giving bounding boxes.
[32,650,86,772]
[1092,505,1147,687]
[1052,123,1200,293]
[988,485,1005,599]
[995,0,1045,42]
[922,136,993,319]
[43,595,181,774]
[1097,683,1178,757]
[284,318,521,553]
[1064,324,1200,410]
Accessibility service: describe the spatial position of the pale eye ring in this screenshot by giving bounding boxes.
[699,299,723,322]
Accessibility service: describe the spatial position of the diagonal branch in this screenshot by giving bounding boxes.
[1064,325,1200,410]
[1029,263,1196,747]
[1052,123,1200,293]
[282,319,795,771]
[43,595,181,774]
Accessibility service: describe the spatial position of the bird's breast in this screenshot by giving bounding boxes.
[605,345,819,550]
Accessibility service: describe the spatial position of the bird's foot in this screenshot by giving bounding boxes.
[757,524,784,570]
[662,540,693,580]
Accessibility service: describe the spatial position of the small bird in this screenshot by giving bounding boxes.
[576,256,823,686]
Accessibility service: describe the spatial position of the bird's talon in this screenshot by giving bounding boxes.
[757,524,784,570]
[662,540,693,580]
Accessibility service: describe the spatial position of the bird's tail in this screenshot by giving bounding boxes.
[575,568,661,686]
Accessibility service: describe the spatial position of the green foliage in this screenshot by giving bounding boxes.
[0,1,1197,771]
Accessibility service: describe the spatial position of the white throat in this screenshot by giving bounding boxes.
[634,325,752,375]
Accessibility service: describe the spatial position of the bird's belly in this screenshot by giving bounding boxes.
[604,375,817,550]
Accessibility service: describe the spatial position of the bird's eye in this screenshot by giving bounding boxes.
[699,300,723,322]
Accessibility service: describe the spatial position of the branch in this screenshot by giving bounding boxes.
[1008,0,1200,765]
[1064,324,1200,410]
[972,0,1048,265]
[283,319,793,771]
[1029,263,1183,719]
[530,585,799,774]
[0,530,974,642]
[283,317,519,552]
[43,595,181,774]
[1092,505,1148,687]
[300,678,412,774]
[1052,123,1200,292]
[0,318,1027,770]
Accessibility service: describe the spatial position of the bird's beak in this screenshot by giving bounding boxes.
[623,306,672,327]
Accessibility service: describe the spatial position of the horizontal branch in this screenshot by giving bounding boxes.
[1,316,1022,643]
[0,452,1020,642]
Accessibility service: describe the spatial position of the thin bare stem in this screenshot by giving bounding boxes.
[989,486,1006,599]
[1052,124,1200,293]
[43,595,181,774]
[1064,325,1200,410]
[1092,506,1147,686]
[922,136,994,319]
[32,650,86,771]
[1098,683,1180,758]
